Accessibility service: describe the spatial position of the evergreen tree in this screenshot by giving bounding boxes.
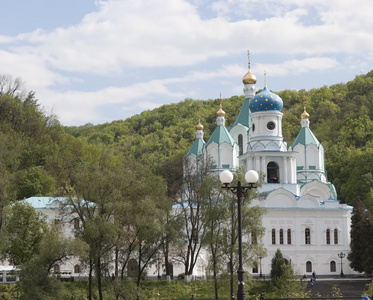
[348,197,373,274]
[270,249,288,288]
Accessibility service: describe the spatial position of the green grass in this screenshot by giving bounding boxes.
[0,278,281,300]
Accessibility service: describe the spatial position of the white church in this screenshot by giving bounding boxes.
[184,55,357,278]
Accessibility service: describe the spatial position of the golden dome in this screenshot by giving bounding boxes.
[301,105,309,119]
[216,102,225,116]
[242,70,257,84]
[242,50,257,84]
[195,117,203,130]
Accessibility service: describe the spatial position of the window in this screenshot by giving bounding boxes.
[127,259,138,277]
[326,229,330,244]
[74,264,81,273]
[252,264,258,273]
[267,121,276,130]
[252,124,255,132]
[192,229,198,243]
[305,228,311,244]
[53,264,60,274]
[267,162,279,183]
[251,231,257,245]
[330,261,336,272]
[279,229,284,244]
[306,261,312,273]
[238,134,243,156]
[74,218,80,230]
[287,229,292,245]
[334,229,338,244]
[272,229,276,245]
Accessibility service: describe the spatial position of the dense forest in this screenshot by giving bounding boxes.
[64,70,373,210]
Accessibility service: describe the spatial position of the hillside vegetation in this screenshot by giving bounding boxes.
[65,71,373,209]
[0,71,373,208]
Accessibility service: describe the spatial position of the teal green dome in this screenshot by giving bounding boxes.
[249,87,283,112]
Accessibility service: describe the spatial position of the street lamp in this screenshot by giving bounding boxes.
[338,252,345,277]
[259,256,262,279]
[220,169,259,300]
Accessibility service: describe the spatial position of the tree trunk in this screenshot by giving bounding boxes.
[88,257,93,300]
[213,260,219,299]
[114,245,119,279]
[97,256,103,300]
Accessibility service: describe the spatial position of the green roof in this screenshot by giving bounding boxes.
[232,98,251,128]
[186,138,205,156]
[206,125,235,146]
[290,127,321,149]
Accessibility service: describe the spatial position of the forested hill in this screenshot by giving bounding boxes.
[65,70,373,209]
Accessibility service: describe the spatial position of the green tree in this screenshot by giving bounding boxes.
[19,226,81,300]
[220,168,265,298]
[1,201,48,266]
[47,144,120,300]
[269,248,306,297]
[348,197,373,274]
[200,173,226,299]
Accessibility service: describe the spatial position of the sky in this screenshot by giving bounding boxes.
[1,0,373,126]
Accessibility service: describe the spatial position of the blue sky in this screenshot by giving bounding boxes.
[1,0,373,126]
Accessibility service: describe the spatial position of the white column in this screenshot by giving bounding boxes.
[283,156,288,184]
[255,156,260,173]
[261,156,266,177]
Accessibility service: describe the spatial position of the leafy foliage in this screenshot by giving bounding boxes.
[65,71,373,209]
[348,198,373,275]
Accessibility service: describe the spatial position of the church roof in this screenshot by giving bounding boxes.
[249,87,283,112]
[186,138,205,156]
[232,97,251,128]
[23,197,65,209]
[290,127,321,148]
[206,125,235,146]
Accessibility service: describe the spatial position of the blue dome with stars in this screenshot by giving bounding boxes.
[249,87,283,112]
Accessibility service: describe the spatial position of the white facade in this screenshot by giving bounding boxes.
[184,56,358,277]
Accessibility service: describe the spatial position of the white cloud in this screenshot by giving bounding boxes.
[1,0,373,125]
[255,57,339,77]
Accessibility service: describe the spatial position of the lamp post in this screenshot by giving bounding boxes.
[220,169,259,300]
[338,252,345,277]
[259,256,262,279]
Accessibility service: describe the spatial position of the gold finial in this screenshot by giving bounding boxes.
[242,49,257,84]
[217,99,225,116]
[301,102,309,119]
[195,116,203,130]
[264,71,267,88]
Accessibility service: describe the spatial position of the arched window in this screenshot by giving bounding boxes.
[330,261,336,272]
[238,134,243,156]
[334,229,338,244]
[326,229,330,244]
[279,229,284,244]
[127,259,138,277]
[272,229,276,245]
[252,264,258,273]
[74,264,81,273]
[287,229,292,245]
[74,218,80,230]
[305,228,311,244]
[53,264,60,274]
[267,162,279,183]
[306,261,312,273]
